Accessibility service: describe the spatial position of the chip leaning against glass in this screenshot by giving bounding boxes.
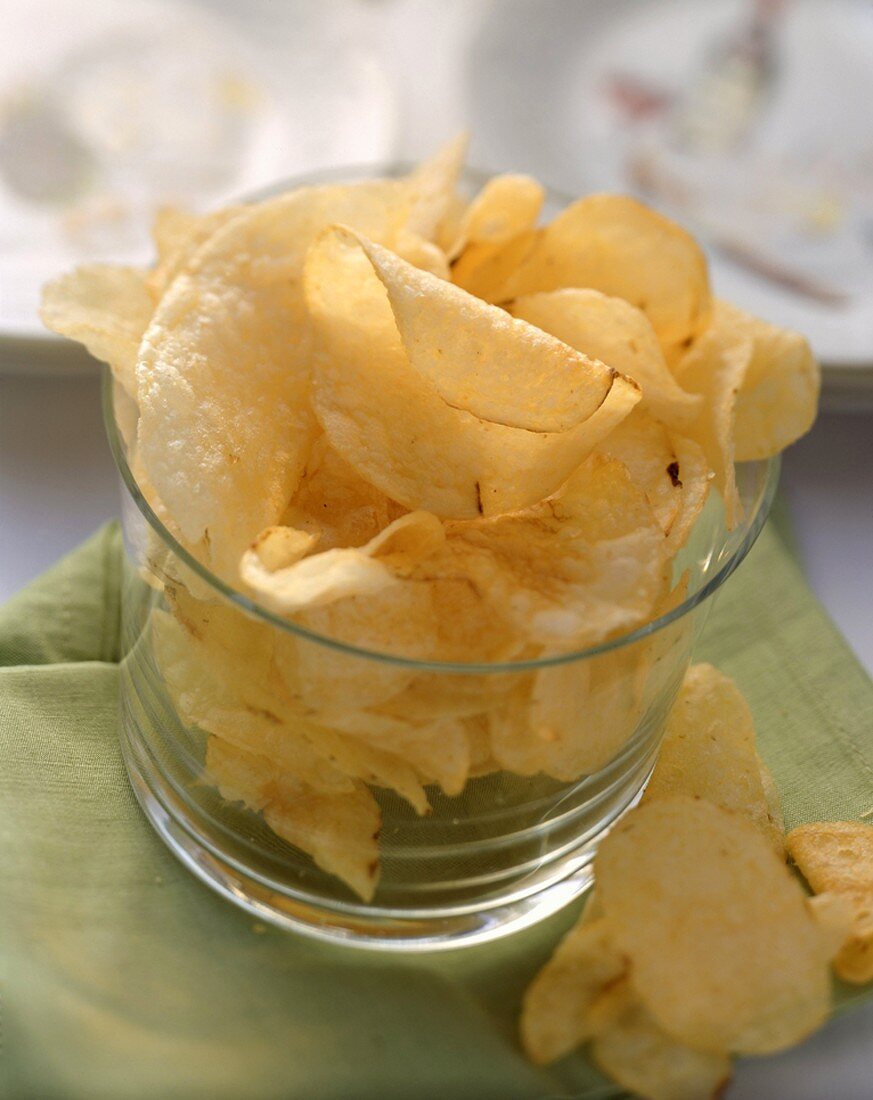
[41,138,818,931]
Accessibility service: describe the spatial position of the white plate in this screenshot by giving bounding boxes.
[468,0,873,373]
[0,0,397,365]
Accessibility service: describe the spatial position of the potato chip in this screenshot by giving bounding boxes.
[662,431,711,556]
[675,299,820,525]
[596,797,832,1054]
[595,409,684,536]
[716,301,820,462]
[496,195,712,357]
[323,227,618,434]
[40,264,153,397]
[520,917,627,1064]
[137,174,430,578]
[643,663,784,854]
[165,584,279,711]
[306,224,640,517]
[443,454,666,650]
[451,227,538,301]
[447,173,544,260]
[240,511,444,614]
[245,526,320,572]
[510,289,700,429]
[313,724,430,815]
[316,709,472,797]
[205,736,381,901]
[591,994,732,1100]
[672,317,752,528]
[274,580,436,712]
[491,644,644,781]
[401,132,468,242]
[152,609,353,795]
[148,205,244,301]
[787,820,873,983]
[281,437,396,551]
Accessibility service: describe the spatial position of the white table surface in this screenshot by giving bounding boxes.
[1,371,872,1097]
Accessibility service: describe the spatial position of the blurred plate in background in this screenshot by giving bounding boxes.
[468,0,873,399]
[0,0,396,372]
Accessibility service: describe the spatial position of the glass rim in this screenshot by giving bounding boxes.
[104,368,779,674]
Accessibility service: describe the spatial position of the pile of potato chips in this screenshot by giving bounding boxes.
[42,138,821,904]
[522,663,873,1099]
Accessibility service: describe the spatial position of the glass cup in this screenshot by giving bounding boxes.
[104,171,779,951]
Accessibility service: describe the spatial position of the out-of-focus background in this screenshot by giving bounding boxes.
[0,2,871,1090]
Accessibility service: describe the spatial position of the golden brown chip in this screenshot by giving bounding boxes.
[148,205,244,301]
[662,431,711,556]
[206,736,380,901]
[240,511,443,614]
[490,644,645,781]
[520,917,627,1065]
[672,314,751,527]
[717,301,820,462]
[496,194,712,357]
[152,609,352,795]
[40,264,153,397]
[596,797,832,1054]
[787,820,873,983]
[591,994,732,1100]
[137,174,430,578]
[281,437,397,551]
[447,173,544,260]
[595,409,684,537]
[443,453,667,651]
[326,227,618,433]
[451,227,538,301]
[306,225,639,518]
[510,289,700,429]
[643,663,784,854]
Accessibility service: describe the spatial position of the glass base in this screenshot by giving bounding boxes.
[119,720,625,951]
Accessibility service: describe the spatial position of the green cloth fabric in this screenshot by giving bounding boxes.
[2,509,872,1100]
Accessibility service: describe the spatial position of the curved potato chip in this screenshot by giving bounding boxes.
[273,580,436,712]
[281,438,396,551]
[402,132,469,241]
[331,227,617,434]
[306,225,640,518]
[490,643,645,781]
[595,409,683,536]
[451,228,538,301]
[40,264,153,397]
[662,431,711,555]
[137,175,424,577]
[447,173,544,260]
[318,709,472,797]
[206,736,381,901]
[510,289,700,428]
[444,453,667,649]
[152,609,353,795]
[787,820,873,984]
[672,318,752,528]
[596,797,832,1054]
[591,995,732,1100]
[240,511,444,614]
[520,917,627,1065]
[712,301,820,462]
[643,663,784,855]
[497,194,712,355]
[148,205,244,301]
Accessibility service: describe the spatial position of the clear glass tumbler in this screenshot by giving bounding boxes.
[105,368,777,950]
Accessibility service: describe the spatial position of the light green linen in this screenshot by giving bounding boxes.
[1,510,871,1099]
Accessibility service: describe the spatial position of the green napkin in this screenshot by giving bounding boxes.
[2,508,872,1100]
